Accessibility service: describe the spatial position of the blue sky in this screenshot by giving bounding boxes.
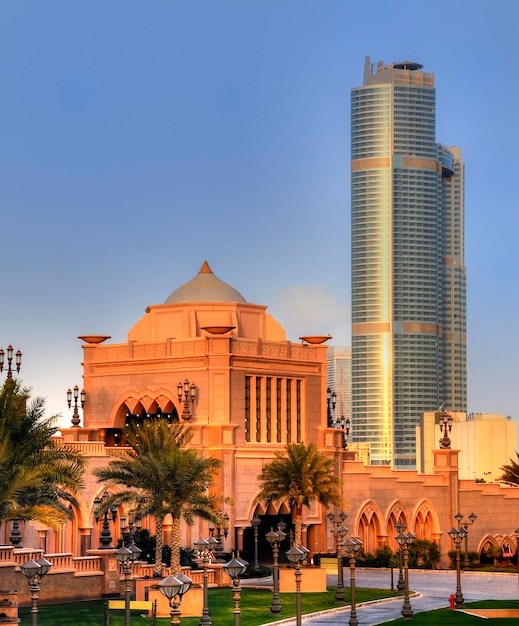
[1,1,518,436]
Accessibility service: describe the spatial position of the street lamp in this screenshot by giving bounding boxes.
[66,385,85,428]
[177,379,196,420]
[0,345,22,381]
[448,525,468,608]
[194,537,213,626]
[93,491,118,548]
[120,514,142,547]
[115,544,142,626]
[439,412,453,449]
[514,528,519,607]
[250,515,261,571]
[396,530,416,619]
[327,388,337,426]
[327,511,348,601]
[20,557,52,626]
[223,553,249,626]
[157,573,192,626]
[286,546,306,626]
[394,521,406,591]
[265,522,286,614]
[454,512,477,568]
[342,537,363,626]
[208,512,229,556]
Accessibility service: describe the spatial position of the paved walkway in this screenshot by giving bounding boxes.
[248,568,519,625]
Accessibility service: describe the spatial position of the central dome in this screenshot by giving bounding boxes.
[165,261,247,304]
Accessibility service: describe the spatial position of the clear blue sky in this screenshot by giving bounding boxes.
[1,1,518,436]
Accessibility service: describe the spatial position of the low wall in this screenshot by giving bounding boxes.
[279,566,327,593]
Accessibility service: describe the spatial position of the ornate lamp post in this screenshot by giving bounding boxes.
[157,573,192,626]
[177,379,196,420]
[265,523,286,614]
[514,528,519,607]
[327,511,348,601]
[208,512,229,556]
[0,345,22,381]
[120,514,142,547]
[251,515,261,571]
[327,388,337,426]
[9,519,23,547]
[115,545,142,626]
[396,530,416,619]
[223,553,249,626]
[194,537,213,626]
[454,512,477,568]
[286,546,306,626]
[20,557,52,626]
[439,411,453,449]
[342,537,363,626]
[93,491,118,548]
[394,521,406,591]
[66,385,85,428]
[448,525,468,608]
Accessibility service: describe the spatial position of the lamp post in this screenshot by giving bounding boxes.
[0,345,22,382]
[66,385,85,428]
[342,537,363,626]
[327,511,348,601]
[208,512,229,556]
[223,553,249,626]
[251,515,261,571]
[327,388,337,426]
[448,525,468,608]
[286,546,306,626]
[120,514,142,547]
[395,521,406,591]
[515,528,519,607]
[157,573,192,626]
[20,557,52,626]
[439,411,453,449]
[9,519,23,547]
[115,544,142,626]
[454,512,477,568]
[177,379,196,420]
[194,538,213,626]
[93,491,118,548]
[396,530,416,619]
[265,523,286,614]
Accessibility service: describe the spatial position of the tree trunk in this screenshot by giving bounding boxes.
[169,516,181,574]
[154,515,164,577]
[294,504,303,547]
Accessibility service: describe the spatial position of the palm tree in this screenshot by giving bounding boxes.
[254,442,342,546]
[94,419,228,575]
[0,380,85,529]
[499,452,519,486]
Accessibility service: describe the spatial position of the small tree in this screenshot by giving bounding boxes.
[499,452,519,486]
[254,442,342,547]
[0,380,84,529]
[95,419,229,575]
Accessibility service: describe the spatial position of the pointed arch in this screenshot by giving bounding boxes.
[356,500,384,553]
[411,499,441,543]
[386,500,410,552]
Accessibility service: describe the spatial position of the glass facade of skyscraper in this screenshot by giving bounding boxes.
[351,57,467,468]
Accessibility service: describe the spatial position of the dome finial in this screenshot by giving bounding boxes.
[199,260,213,274]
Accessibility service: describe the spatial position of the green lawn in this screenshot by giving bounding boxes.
[390,600,519,625]
[21,591,518,625]
[20,587,398,625]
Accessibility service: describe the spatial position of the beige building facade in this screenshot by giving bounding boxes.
[3,262,519,583]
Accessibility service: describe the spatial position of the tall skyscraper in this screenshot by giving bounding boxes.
[350,56,466,469]
[327,346,352,424]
